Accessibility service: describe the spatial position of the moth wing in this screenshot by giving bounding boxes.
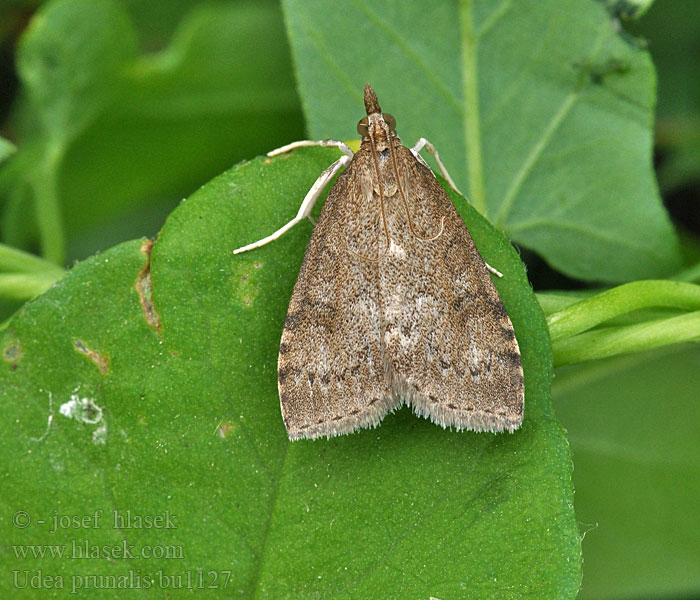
[381,148,524,432]
[278,151,397,440]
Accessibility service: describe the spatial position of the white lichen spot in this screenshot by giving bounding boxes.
[60,395,103,424]
[92,422,108,445]
[216,422,235,438]
[59,395,107,445]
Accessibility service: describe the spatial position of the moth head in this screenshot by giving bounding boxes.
[360,84,399,148]
[356,113,396,138]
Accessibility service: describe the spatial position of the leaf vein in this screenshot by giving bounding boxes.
[494,25,612,227]
[352,0,461,112]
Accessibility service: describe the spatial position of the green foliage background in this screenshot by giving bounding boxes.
[0,0,699,598]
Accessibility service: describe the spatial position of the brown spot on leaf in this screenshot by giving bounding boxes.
[217,422,236,438]
[73,339,109,374]
[3,341,22,364]
[136,240,161,331]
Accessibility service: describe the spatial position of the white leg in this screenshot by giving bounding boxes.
[485,263,503,278]
[268,139,354,159]
[233,152,352,254]
[411,137,462,195]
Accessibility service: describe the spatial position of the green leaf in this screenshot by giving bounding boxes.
[0,243,65,302]
[600,0,655,19]
[626,1,700,194]
[9,0,139,264]
[0,138,16,165]
[17,0,137,141]
[553,345,700,599]
[3,0,303,264]
[547,280,700,341]
[59,0,302,259]
[1,148,579,598]
[545,280,700,365]
[281,0,682,282]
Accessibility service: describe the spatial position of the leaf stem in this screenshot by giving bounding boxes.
[0,272,64,301]
[552,311,700,367]
[33,140,66,265]
[0,242,65,275]
[547,280,700,341]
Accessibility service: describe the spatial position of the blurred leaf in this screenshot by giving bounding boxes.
[600,0,654,19]
[0,138,15,165]
[2,0,303,263]
[59,0,303,261]
[119,0,215,50]
[17,0,137,140]
[281,0,682,282]
[5,0,137,263]
[657,138,700,195]
[0,148,580,598]
[553,345,700,599]
[626,0,700,194]
[627,0,700,130]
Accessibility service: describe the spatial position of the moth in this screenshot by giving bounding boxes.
[235,84,524,440]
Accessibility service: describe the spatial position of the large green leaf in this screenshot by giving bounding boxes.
[1,147,579,598]
[553,344,700,599]
[281,0,682,282]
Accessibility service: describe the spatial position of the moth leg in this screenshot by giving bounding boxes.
[268,139,354,160]
[485,263,503,278]
[410,137,462,195]
[233,153,352,254]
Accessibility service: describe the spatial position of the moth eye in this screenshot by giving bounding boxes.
[357,117,369,137]
[383,113,396,131]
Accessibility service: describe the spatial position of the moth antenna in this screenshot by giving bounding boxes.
[346,244,381,263]
[388,139,444,242]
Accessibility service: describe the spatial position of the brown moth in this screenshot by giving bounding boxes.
[235,84,524,440]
